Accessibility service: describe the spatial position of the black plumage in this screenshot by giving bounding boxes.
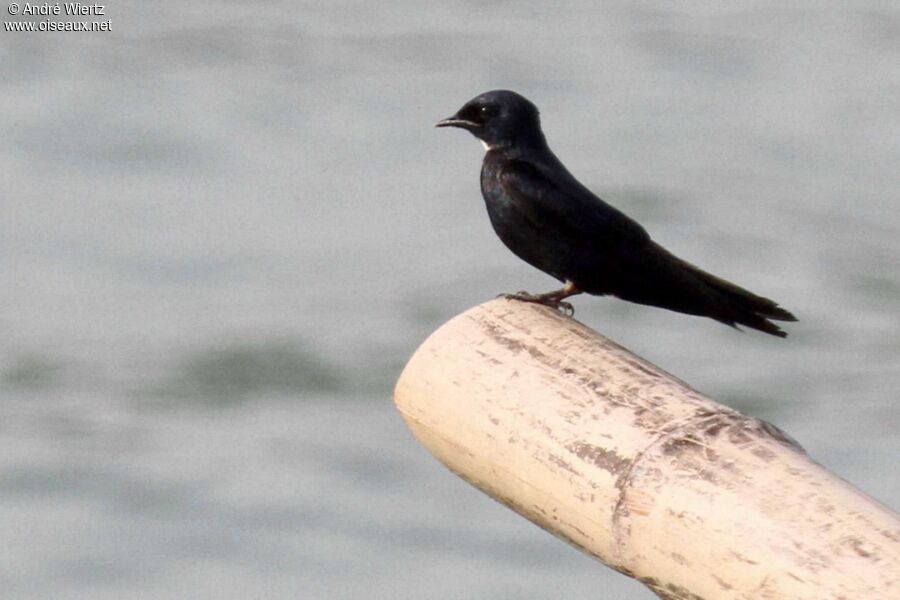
[436,90,797,337]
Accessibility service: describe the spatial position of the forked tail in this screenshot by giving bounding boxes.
[687,262,797,337]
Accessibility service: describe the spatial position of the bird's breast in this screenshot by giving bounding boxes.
[479,158,571,282]
[479,161,520,229]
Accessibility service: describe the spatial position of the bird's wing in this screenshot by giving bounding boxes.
[496,159,794,336]
[498,158,650,249]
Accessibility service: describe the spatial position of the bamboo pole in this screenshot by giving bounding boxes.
[393,298,900,600]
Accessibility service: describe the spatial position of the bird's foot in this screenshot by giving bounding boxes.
[501,291,575,316]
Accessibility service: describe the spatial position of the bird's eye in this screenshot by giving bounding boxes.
[480,105,498,117]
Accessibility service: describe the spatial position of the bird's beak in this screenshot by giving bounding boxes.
[435,116,479,130]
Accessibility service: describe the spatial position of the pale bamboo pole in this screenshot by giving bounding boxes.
[393,298,900,600]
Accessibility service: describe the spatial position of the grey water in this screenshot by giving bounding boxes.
[1,2,898,598]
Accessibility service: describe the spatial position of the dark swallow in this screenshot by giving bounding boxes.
[436,90,797,337]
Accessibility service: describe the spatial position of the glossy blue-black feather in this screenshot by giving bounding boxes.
[439,90,796,336]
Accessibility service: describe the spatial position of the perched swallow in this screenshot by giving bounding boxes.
[436,90,796,337]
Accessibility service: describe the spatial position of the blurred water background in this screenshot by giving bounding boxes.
[2,2,898,598]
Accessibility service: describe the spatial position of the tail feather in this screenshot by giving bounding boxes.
[686,263,797,338]
[613,242,797,337]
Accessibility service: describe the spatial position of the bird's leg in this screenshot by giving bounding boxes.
[502,280,582,315]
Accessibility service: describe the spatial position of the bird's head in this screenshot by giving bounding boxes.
[436,90,545,151]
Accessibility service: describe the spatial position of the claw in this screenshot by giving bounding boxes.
[498,281,582,317]
[501,291,538,302]
[500,292,575,316]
